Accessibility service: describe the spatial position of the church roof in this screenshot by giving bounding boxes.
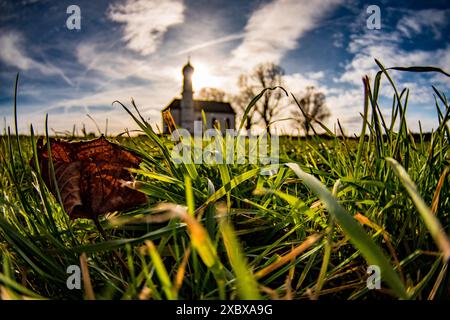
[162,99,236,114]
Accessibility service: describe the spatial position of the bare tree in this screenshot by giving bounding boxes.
[291,86,330,136]
[235,62,285,132]
[233,75,258,131]
[197,87,227,102]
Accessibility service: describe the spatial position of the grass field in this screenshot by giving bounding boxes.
[0,61,449,300]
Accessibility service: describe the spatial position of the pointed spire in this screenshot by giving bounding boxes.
[183,57,194,74]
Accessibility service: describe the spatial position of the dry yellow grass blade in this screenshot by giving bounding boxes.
[138,286,152,300]
[255,234,322,279]
[174,247,191,292]
[162,110,177,134]
[80,253,95,300]
[431,166,449,215]
[354,212,403,280]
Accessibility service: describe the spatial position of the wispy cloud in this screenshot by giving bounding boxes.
[108,0,185,55]
[229,0,344,69]
[397,9,449,39]
[339,30,450,87]
[175,33,244,56]
[331,11,450,135]
[0,30,35,69]
[0,30,74,85]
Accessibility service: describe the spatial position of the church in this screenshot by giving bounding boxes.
[162,61,235,134]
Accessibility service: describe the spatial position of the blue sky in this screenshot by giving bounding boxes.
[0,0,449,135]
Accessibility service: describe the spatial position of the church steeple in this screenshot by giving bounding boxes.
[182,58,194,98]
[180,59,195,132]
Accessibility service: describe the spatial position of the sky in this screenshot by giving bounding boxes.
[0,0,449,136]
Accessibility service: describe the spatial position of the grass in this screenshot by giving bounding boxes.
[0,60,449,300]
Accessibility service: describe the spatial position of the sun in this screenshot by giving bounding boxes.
[192,63,222,91]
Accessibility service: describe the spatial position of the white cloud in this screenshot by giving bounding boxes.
[338,31,450,88]
[284,72,326,93]
[229,0,344,69]
[75,41,178,82]
[0,30,74,85]
[72,43,183,114]
[307,71,325,80]
[332,32,344,48]
[0,30,35,70]
[108,0,185,55]
[331,20,450,135]
[326,88,364,133]
[397,9,449,39]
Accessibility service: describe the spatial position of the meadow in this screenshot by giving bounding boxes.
[0,61,449,300]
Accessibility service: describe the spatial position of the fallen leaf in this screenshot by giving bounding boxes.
[32,136,147,219]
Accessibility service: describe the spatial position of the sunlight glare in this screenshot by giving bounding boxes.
[192,63,222,91]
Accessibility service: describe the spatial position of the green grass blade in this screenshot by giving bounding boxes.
[386,157,450,262]
[146,240,177,300]
[285,163,409,299]
[219,218,261,299]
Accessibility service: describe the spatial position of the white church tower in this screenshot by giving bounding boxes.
[162,60,235,135]
[180,60,195,132]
